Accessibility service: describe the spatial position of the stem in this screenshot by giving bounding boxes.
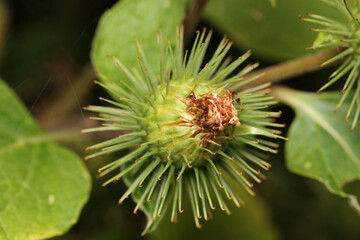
[43,129,87,143]
[42,114,121,142]
[184,0,209,46]
[349,195,360,216]
[0,0,9,65]
[237,48,343,90]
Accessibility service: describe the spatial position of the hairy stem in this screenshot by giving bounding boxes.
[238,48,343,90]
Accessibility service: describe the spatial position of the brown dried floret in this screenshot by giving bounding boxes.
[181,90,240,146]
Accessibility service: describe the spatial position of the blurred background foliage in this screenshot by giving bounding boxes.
[0,0,359,239]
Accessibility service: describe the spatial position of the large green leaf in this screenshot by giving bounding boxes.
[204,0,341,61]
[273,86,360,213]
[91,0,188,91]
[0,79,91,240]
[269,0,276,8]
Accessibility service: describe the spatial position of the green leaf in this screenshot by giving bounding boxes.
[91,0,188,92]
[0,79,91,240]
[204,0,340,61]
[273,86,360,213]
[269,0,276,8]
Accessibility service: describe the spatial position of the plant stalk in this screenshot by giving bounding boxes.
[238,48,343,90]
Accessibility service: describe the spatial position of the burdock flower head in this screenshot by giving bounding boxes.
[84,27,284,234]
[300,0,360,129]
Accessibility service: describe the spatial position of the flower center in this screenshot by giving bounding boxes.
[181,90,240,146]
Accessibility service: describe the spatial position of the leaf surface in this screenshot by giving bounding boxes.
[204,0,341,61]
[0,79,91,240]
[91,0,187,93]
[273,86,360,213]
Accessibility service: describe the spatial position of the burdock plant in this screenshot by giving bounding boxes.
[83,27,284,234]
[300,0,360,129]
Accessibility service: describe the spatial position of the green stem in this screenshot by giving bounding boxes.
[0,129,86,155]
[43,129,87,143]
[237,48,343,90]
[349,195,360,216]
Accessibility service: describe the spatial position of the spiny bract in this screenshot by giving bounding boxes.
[300,0,360,130]
[84,27,284,235]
